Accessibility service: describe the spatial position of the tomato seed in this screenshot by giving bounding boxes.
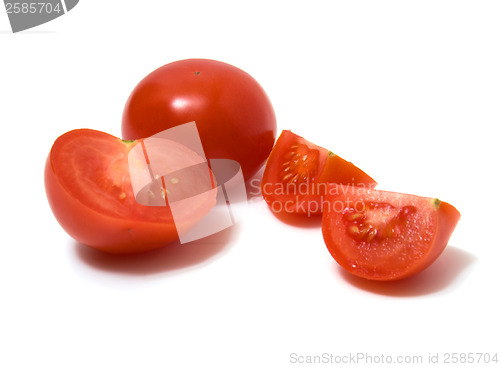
[348,225,360,234]
[346,213,364,222]
[366,228,378,242]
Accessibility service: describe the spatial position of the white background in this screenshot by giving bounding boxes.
[1,1,499,366]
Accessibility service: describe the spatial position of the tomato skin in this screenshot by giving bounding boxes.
[261,130,376,215]
[321,184,461,281]
[45,160,178,254]
[121,59,277,180]
[45,129,215,254]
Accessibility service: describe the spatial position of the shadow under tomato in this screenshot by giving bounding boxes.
[73,223,241,275]
[270,209,323,228]
[245,166,264,201]
[337,246,477,297]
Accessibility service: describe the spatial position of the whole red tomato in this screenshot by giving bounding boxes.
[121,59,277,180]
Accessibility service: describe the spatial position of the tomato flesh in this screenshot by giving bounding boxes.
[45,129,216,254]
[261,130,377,215]
[322,184,461,281]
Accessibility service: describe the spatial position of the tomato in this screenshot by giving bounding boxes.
[121,58,277,180]
[321,184,461,281]
[261,130,377,215]
[45,129,216,254]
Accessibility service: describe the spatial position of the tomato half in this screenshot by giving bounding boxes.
[261,130,377,215]
[45,129,216,254]
[322,184,461,281]
[121,58,277,180]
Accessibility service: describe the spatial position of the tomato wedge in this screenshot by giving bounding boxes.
[45,129,216,254]
[322,184,461,281]
[261,130,377,215]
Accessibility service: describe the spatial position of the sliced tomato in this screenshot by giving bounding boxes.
[45,129,216,254]
[322,184,461,281]
[261,130,376,215]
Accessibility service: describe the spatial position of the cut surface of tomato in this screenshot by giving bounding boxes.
[261,130,377,215]
[45,129,216,254]
[322,184,461,281]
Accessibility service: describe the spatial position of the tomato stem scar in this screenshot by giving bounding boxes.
[432,198,441,209]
